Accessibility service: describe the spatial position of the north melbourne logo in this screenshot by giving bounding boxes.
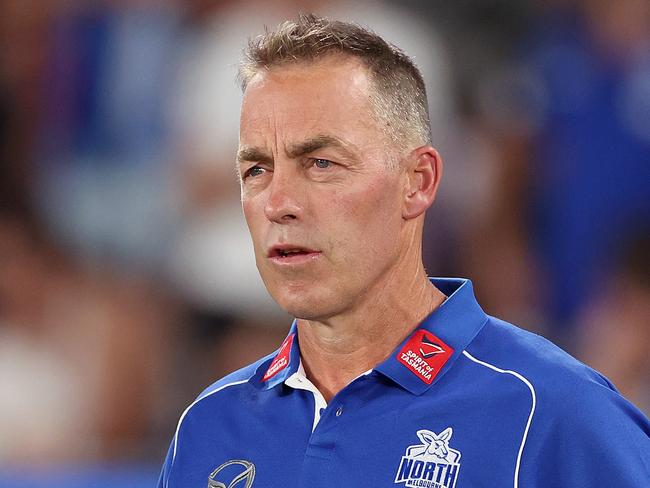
[394,428,461,488]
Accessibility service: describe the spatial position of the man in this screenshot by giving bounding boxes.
[159,15,650,487]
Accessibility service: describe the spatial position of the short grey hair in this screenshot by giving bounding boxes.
[238,14,432,153]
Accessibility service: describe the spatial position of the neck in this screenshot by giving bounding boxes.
[296,266,446,402]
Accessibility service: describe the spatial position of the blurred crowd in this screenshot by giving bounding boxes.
[0,0,648,473]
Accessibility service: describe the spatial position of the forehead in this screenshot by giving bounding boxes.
[239,56,386,150]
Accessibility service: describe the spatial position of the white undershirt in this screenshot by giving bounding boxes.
[284,360,372,431]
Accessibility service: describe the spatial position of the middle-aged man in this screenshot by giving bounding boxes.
[159,15,650,488]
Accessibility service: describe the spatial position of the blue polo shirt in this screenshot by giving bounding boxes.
[159,278,650,487]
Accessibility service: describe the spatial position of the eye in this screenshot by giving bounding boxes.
[312,158,332,169]
[243,166,266,179]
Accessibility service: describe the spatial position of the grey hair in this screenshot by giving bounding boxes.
[238,14,432,153]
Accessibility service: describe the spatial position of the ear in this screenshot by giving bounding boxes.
[402,145,443,220]
[417,430,436,444]
[439,428,452,441]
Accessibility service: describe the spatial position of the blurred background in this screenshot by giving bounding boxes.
[0,0,648,485]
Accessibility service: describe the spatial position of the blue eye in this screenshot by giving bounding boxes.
[313,159,331,169]
[245,166,265,178]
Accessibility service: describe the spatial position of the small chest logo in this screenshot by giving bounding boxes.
[208,459,255,488]
[394,428,461,488]
[397,330,454,384]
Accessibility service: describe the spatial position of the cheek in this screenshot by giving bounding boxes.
[241,202,255,237]
[242,200,266,251]
[327,178,403,259]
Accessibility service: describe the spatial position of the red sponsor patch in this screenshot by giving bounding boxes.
[262,333,294,382]
[397,330,453,384]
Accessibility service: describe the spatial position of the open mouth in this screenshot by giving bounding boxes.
[277,249,309,257]
[268,245,320,261]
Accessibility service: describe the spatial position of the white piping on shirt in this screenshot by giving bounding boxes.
[170,379,248,472]
[462,350,537,488]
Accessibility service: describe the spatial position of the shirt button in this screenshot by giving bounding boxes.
[335,406,343,417]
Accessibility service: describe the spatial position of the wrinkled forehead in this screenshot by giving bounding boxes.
[239,56,389,153]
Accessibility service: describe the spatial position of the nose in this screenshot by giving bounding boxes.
[263,169,303,223]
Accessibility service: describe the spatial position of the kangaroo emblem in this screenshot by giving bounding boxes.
[406,428,460,464]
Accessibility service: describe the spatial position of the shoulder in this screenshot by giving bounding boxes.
[461,315,650,441]
[462,315,648,422]
[464,316,650,485]
[464,316,617,401]
[174,351,276,439]
[161,352,276,474]
[188,351,275,412]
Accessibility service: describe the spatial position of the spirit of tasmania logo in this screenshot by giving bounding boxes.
[262,334,294,382]
[397,330,454,385]
[394,428,461,488]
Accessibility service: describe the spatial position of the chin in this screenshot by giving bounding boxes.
[272,286,343,321]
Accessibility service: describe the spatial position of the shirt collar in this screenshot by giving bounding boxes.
[255,278,487,395]
[374,278,488,395]
[253,320,301,390]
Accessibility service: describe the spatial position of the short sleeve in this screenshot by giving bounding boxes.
[521,377,650,486]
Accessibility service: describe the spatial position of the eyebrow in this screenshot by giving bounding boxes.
[286,135,348,159]
[236,147,273,165]
[236,134,352,166]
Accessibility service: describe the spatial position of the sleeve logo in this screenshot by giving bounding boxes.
[394,427,461,488]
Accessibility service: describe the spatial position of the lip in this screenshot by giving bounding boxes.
[267,244,322,266]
